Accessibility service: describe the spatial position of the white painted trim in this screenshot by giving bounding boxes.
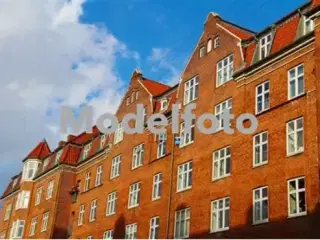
[216,23,242,41]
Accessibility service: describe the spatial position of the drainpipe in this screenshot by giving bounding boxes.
[165,132,176,238]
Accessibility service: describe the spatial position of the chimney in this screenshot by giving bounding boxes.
[67,134,76,142]
[58,141,67,148]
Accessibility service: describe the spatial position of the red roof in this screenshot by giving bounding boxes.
[219,21,254,40]
[1,174,21,199]
[140,78,171,96]
[24,140,51,161]
[312,0,320,7]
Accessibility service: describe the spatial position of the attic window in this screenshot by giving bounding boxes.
[12,178,18,188]
[136,91,139,100]
[126,97,130,106]
[199,46,206,58]
[100,134,106,149]
[304,17,314,35]
[160,99,168,111]
[43,157,49,170]
[83,143,91,160]
[259,33,272,59]
[207,39,213,53]
[54,150,62,165]
[131,92,135,103]
[214,36,220,49]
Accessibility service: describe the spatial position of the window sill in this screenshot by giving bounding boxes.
[288,212,307,219]
[212,174,230,182]
[80,184,104,195]
[252,219,268,226]
[179,141,194,149]
[183,99,197,107]
[128,204,139,209]
[211,227,229,233]
[131,165,143,171]
[106,212,115,217]
[110,175,120,180]
[176,186,192,193]
[253,162,268,169]
[286,150,304,158]
[288,92,305,102]
[152,197,161,202]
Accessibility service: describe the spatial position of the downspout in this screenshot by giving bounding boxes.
[165,132,175,238]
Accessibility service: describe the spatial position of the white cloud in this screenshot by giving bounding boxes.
[0,0,139,192]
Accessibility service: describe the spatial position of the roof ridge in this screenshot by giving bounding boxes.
[141,77,171,88]
[220,18,256,34]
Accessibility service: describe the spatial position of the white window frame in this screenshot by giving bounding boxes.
[207,39,213,53]
[177,161,192,192]
[83,143,91,160]
[216,54,233,87]
[304,16,314,35]
[253,186,268,224]
[259,33,272,59]
[128,182,140,209]
[35,187,42,206]
[89,199,97,222]
[43,157,50,171]
[211,197,230,233]
[253,131,268,167]
[149,216,159,239]
[174,208,190,239]
[15,191,30,210]
[132,144,144,169]
[22,160,39,181]
[78,204,85,226]
[255,81,270,114]
[288,64,304,100]
[29,216,37,236]
[288,177,307,217]
[152,173,162,200]
[214,36,220,49]
[95,165,103,187]
[103,229,113,239]
[214,98,232,131]
[184,76,199,105]
[100,134,106,149]
[180,120,195,148]
[106,191,117,216]
[84,172,91,192]
[125,223,137,239]
[212,147,231,180]
[110,155,121,179]
[41,212,49,232]
[199,46,206,58]
[157,133,166,158]
[10,220,25,239]
[54,150,62,165]
[286,117,304,156]
[160,99,168,111]
[46,180,54,200]
[114,123,123,144]
[4,204,12,221]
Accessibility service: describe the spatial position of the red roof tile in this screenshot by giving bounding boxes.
[1,174,21,199]
[219,21,254,40]
[23,140,51,161]
[141,78,171,96]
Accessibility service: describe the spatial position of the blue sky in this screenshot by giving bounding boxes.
[0,0,308,195]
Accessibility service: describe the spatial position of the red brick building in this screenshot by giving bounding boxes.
[2,0,320,238]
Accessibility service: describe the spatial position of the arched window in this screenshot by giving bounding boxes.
[160,99,168,111]
[207,39,213,53]
[131,92,135,103]
[136,91,139,100]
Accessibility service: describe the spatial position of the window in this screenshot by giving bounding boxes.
[126,97,130,106]
[259,33,272,59]
[288,177,306,217]
[4,204,12,221]
[106,191,117,216]
[160,99,168,111]
[207,39,213,53]
[214,36,220,49]
[199,46,205,58]
[114,123,123,144]
[136,91,139,100]
[22,160,39,181]
[83,143,91,160]
[46,180,54,199]
[253,187,268,224]
[216,54,233,87]
[304,17,314,35]
[288,64,304,99]
[128,182,140,208]
[184,76,199,105]
[214,98,232,131]
[157,133,166,158]
[212,147,231,180]
[180,120,195,147]
[15,191,30,209]
[54,150,62,165]
[35,187,42,206]
[149,216,159,239]
[103,230,113,239]
[287,118,304,155]
[89,199,97,222]
[100,134,106,149]
[10,220,25,239]
[152,173,162,200]
[211,197,229,232]
[78,204,85,226]
[132,144,144,169]
[84,172,91,192]
[41,212,49,232]
[95,166,102,187]
[43,157,49,171]
[125,223,137,239]
[110,155,121,179]
[87,236,92,239]
[131,92,135,103]
[256,81,269,114]
[174,208,190,239]
[253,132,268,167]
[29,217,37,236]
[177,161,192,192]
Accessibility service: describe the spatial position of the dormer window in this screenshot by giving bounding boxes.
[199,46,206,58]
[100,134,106,149]
[54,150,62,165]
[214,36,220,49]
[259,33,272,59]
[12,178,18,189]
[160,99,168,111]
[207,39,213,53]
[43,157,49,171]
[22,160,39,181]
[304,17,314,35]
[83,143,91,160]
